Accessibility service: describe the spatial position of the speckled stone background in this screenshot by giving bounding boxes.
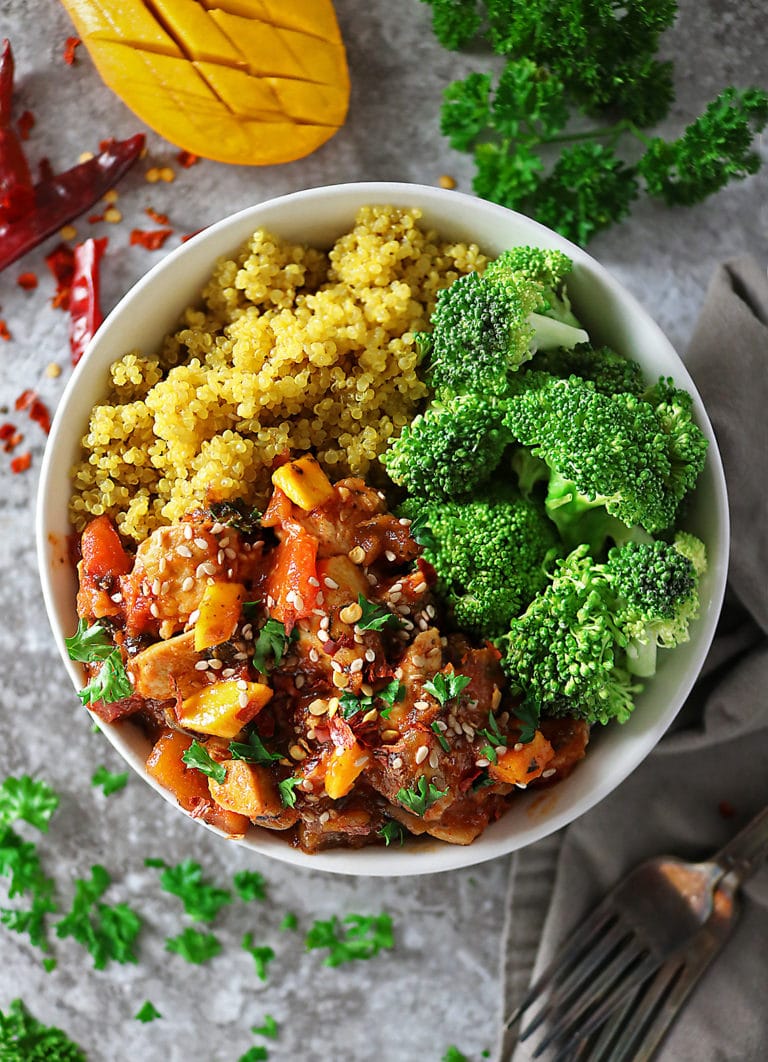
[0,2,765,1060]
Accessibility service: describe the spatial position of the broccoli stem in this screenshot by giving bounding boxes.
[529,312,589,352]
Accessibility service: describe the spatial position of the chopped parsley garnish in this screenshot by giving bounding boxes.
[0,999,86,1061]
[208,498,262,535]
[430,721,451,753]
[340,690,375,719]
[278,776,302,808]
[396,776,448,817]
[516,689,541,744]
[135,1001,162,1023]
[305,912,394,967]
[55,864,142,969]
[242,932,275,981]
[65,620,132,705]
[423,671,472,706]
[342,679,404,720]
[0,776,59,832]
[182,740,226,784]
[252,618,298,673]
[477,711,506,763]
[233,869,267,903]
[229,730,282,766]
[407,511,436,551]
[238,1048,268,1062]
[442,1048,469,1062]
[156,860,232,923]
[165,927,222,964]
[472,772,496,791]
[252,1014,279,1039]
[91,766,128,796]
[356,594,404,632]
[379,820,407,847]
[378,680,404,710]
[279,912,298,932]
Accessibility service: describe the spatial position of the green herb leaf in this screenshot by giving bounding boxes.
[406,511,437,552]
[340,690,374,720]
[430,721,451,753]
[182,740,226,784]
[305,912,394,966]
[252,618,297,672]
[233,870,267,903]
[0,999,86,1061]
[395,776,448,817]
[279,911,298,931]
[229,730,282,766]
[442,1047,470,1062]
[252,1014,279,1039]
[378,680,405,708]
[78,650,133,707]
[0,776,59,832]
[277,776,302,809]
[515,689,541,744]
[156,860,232,923]
[64,619,115,662]
[55,865,141,970]
[165,927,222,964]
[91,766,128,796]
[238,1048,269,1062]
[135,1001,162,1023]
[356,595,404,632]
[242,932,275,981]
[423,671,472,706]
[207,499,262,535]
[379,820,407,848]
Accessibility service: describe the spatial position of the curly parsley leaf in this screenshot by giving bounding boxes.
[0,776,59,832]
[252,618,298,673]
[135,1001,162,1023]
[477,711,507,763]
[441,70,493,150]
[91,766,128,797]
[0,999,86,1061]
[156,860,232,923]
[423,671,472,706]
[55,865,142,970]
[182,741,226,784]
[379,820,407,847]
[279,911,298,931]
[396,776,448,817]
[252,1014,279,1039]
[238,1048,268,1062]
[64,619,115,662]
[442,1047,470,1062]
[278,776,302,808]
[340,690,375,720]
[229,730,282,766]
[66,620,132,706]
[305,912,394,967]
[242,933,275,981]
[165,927,222,964]
[233,869,267,903]
[356,595,404,632]
[0,785,58,953]
[421,0,482,51]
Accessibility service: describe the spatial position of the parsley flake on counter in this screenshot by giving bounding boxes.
[279,912,298,932]
[423,671,472,706]
[305,912,394,967]
[0,776,59,832]
[135,1001,162,1023]
[356,595,404,632]
[396,776,449,817]
[91,766,128,796]
[66,619,132,706]
[252,1014,279,1039]
[242,932,276,981]
[252,618,297,673]
[379,820,407,847]
[442,1048,469,1062]
[233,870,267,903]
[156,860,232,923]
[229,731,282,766]
[165,927,222,964]
[238,1048,268,1062]
[277,776,302,808]
[55,864,142,970]
[0,999,86,1061]
[181,740,226,784]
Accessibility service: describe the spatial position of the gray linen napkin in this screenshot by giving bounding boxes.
[497,256,768,1062]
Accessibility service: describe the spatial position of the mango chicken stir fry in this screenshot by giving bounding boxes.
[69,455,588,852]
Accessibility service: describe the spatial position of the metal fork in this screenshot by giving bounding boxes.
[506,807,768,1056]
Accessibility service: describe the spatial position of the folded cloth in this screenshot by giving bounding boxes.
[496,256,768,1062]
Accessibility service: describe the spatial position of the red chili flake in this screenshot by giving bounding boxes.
[45,242,76,310]
[181,229,205,243]
[17,109,35,141]
[145,206,169,225]
[88,212,105,224]
[16,271,38,290]
[130,227,173,251]
[176,151,199,168]
[63,37,81,66]
[0,320,10,341]
[11,451,32,473]
[1,425,23,453]
[14,389,51,434]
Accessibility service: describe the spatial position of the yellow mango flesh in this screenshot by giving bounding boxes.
[179,679,272,739]
[194,581,245,651]
[324,741,369,800]
[488,730,555,786]
[272,454,335,511]
[59,0,349,164]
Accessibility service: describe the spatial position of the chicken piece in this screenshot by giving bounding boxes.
[382,628,444,731]
[208,761,298,830]
[128,630,208,701]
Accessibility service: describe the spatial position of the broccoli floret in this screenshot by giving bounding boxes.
[531,344,646,396]
[642,377,709,501]
[498,534,705,724]
[502,372,706,548]
[402,486,563,638]
[381,393,508,499]
[486,245,583,329]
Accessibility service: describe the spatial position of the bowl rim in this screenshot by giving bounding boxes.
[36,180,730,876]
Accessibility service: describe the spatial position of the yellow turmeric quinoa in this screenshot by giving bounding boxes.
[70,206,486,542]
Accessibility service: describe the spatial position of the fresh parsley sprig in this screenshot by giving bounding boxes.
[242,933,275,981]
[55,865,142,970]
[356,595,404,632]
[91,766,128,796]
[379,820,407,847]
[423,671,472,706]
[182,741,226,784]
[252,618,298,672]
[228,731,282,766]
[0,999,86,1061]
[66,619,132,706]
[305,912,394,966]
[278,776,302,808]
[396,776,448,817]
[154,859,232,923]
[135,1001,162,1023]
[477,711,506,764]
[165,926,222,964]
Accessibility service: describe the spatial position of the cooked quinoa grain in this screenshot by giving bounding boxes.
[70,206,485,541]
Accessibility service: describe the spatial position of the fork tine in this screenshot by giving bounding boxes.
[506,899,616,1028]
[532,951,659,1055]
[585,960,685,1062]
[518,919,629,1041]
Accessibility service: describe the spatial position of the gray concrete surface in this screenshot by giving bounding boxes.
[0,1,765,1059]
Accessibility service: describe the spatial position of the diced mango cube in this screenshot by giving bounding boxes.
[194,581,246,651]
[324,741,369,800]
[488,729,555,786]
[272,454,334,511]
[179,680,272,739]
[208,760,296,829]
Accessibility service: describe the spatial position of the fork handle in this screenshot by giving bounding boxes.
[712,806,768,887]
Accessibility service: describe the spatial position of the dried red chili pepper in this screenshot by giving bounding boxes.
[130,227,173,251]
[0,40,35,225]
[145,206,169,225]
[3,428,23,453]
[0,319,10,340]
[181,229,205,243]
[17,109,34,141]
[63,37,81,66]
[70,236,107,366]
[15,388,52,434]
[16,270,37,290]
[176,150,199,168]
[10,451,31,473]
[45,242,75,310]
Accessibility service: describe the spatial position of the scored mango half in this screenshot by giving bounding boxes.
[59,0,350,165]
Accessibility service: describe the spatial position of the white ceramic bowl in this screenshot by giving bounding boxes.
[37,182,729,876]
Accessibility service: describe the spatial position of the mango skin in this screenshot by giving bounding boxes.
[59,0,350,165]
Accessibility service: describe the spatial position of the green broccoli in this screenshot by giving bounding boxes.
[498,534,705,724]
[642,377,709,500]
[402,485,563,637]
[485,245,583,330]
[381,393,508,499]
[531,344,646,396]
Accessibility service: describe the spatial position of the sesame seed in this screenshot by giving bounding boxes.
[238,691,249,708]
[413,582,427,594]
[418,618,429,631]
[182,577,194,592]
[225,548,236,560]
[429,750,440,769]
[389,591,402,604]
[188,609,200,624]
[433,720,447,732]
[381,729,399,742]
[319,811,330,824]
[515,782,528,790]
[476,757,490,768]
[384,550,396,562]
[194,660,209,671]
[391,583,403,594]
[317,629,329,643]
[414,700,430,711]
[217,550,225,564]
[184,524,193,540]
[293,594,305,612]
[219,536,229,547]
[319,615,330,630]
[362,709,378,724]
[324,576,339,590]
[209,658,223,670]
[158,557,167,573]
[237,679,248,690]
[426,604,436,618]
[295,675,305,689]
[194,537,208,549]
[177,544,192,558]
[312,608,325,618]
[110,592,122,603]
[391,756,403,770]
[349,658,364,674]
[462,724,475,739]
[514,742,524,752]
[149,603,159,618]
[327,697,340,717]
[151,578,161,595]
[308,699,327,716]
[330,660,342,673]
[360,683,373,697]
[234,652,248,661]
[242,624,253,639]
[222,668,235,678]
[309,648,319,663]
[415,745,429,765]
[316,592,325,605]
[307,576,320,587]
[332,671,349,689]
[227,568,234,578]
[542,768,557,779]
[285,589,296,605]
[398,517,411,526]
[211,522,224,535]
[289,744,306,761]
[364,649,376,663]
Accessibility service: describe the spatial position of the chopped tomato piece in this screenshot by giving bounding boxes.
[81,514,131,580]
[265,525,319,624]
